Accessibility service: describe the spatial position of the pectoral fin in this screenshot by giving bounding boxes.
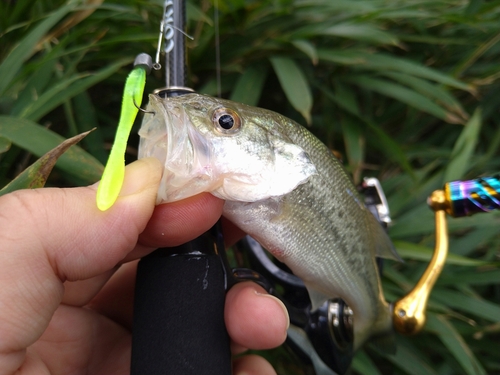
[305,285,330,311]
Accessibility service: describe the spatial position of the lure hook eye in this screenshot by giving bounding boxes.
[212,107,241,134]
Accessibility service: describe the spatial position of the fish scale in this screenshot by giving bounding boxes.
[138,93,396,349]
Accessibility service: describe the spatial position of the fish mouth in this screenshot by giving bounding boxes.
[138,94,213,203]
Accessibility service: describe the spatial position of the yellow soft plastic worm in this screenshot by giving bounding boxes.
[96,53,153,211]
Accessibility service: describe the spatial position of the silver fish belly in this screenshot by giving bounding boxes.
[138,93,395,349]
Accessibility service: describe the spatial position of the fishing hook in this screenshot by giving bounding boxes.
[133,97,155,115]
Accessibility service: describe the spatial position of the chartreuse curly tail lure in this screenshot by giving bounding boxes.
[96,53,153,211]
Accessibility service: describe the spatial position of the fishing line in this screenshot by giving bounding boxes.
[214,0,221,97]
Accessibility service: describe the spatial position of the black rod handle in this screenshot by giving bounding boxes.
[130,227,232,375]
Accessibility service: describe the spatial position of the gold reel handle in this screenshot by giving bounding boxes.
[393,190,449,335]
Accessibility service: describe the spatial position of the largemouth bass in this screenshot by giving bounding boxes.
[138,93,396,349]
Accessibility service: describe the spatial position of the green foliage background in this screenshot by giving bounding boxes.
[1,0,499,374]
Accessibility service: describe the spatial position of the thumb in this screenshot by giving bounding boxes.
[0,157,162,373]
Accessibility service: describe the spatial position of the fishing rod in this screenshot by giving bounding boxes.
[129,1,232,374]
[98,1,500,374]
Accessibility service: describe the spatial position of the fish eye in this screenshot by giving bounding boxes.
[212,107,241,134]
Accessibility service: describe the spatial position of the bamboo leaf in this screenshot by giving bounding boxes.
[393,241,488,266]
[382,336,439,375]
[10,57,58,116]
[21,59,131,122]
[431,289,500,322]
[316,83,413,175]
[0,130,93,195]
[317,49,370,65]
[390,205,500,237]
[381,71,469,122]
[230,65,268,106]
[360,53,473,92]
[349,76,465,124]
[270,57,312,124]
[0,136,11,153]
[291,39,318,65]
[352,350,382,375]
[341,115,364,183]
[73,92,107,163]
[320,23,400,46]
[0,116,103,184]
[0,3,75,95]
[426,314,487,375]
[438,269,500,286]
[443,108,482,183]
[318,50,473,92]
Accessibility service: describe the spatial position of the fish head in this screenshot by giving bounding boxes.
[138,93,316,203]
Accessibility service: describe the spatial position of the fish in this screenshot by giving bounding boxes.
[138,92,397,350]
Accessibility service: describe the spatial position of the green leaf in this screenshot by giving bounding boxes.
[438,269,500,286]
[291,39,318,65]
[443,108,482,183]
[393,241,488,266]
[390,204,500,238]
[352,350,382,375]
[341,115,364,182]
[360,53,473,92]
[10,57,58,116]
[0,116,103,184]
[20,59,131,122]
[0,136,11,153]
[426,314,487,375]
[270,57,312,124]
[316,49,367,65]
[381,71,469,122]
[316,83,414,175]
[431,289,500,322]
[382,336,439,375]
[73,92,107,164]
[0,130,93,195]
[18,74,84,120]
[230,65,268,106]
[349,76,464,124]
[320,23,400,46]
[0,3,75,96]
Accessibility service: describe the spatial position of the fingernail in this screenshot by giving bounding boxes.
[119,158,162,197]
[255,291,290,330]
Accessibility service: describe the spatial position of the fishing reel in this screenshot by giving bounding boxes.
[235,175,500,375]
[234,177,391,375]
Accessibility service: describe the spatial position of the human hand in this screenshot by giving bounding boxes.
[0,158,289,375]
